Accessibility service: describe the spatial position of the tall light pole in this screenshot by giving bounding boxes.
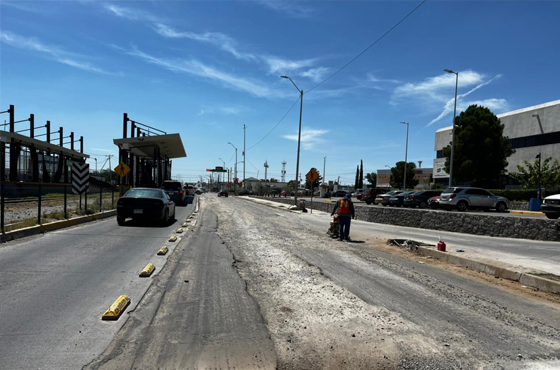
[400,122,409,190]
[94,158,97,173]
[243,124,246,188]
[219,158,225,191]
[228,142,238,195]
[444,69,459,187]
[281,75,304,207]
[323,156,327,184]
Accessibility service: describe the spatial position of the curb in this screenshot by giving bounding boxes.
[414,246,560,295]
[510,210,545,216]
[0,210,117,243]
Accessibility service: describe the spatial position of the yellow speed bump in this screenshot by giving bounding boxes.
[168,235,178,242]
[157,246,169,255]
[139,263,156,277]
[182,222,188,227]
[102,295,130,321]
[176,228,183,233]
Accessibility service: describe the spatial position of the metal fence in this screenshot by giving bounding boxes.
[1,181,122,234]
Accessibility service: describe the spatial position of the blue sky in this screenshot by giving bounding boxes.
[2,1,559,186]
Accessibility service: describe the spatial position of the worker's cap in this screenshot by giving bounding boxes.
[344,194,351,200]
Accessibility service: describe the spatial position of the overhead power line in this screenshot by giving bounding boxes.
[307,0,428,94]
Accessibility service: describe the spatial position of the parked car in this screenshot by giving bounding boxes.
[195,188,202,195]
[362,188,388,204]
[374,190,403,206]
[403,190,443,208]
[162,180,186,205]
[353,189,366,197]
[389,191,414,207]
[117,188,175,226]
[280,190,289,197]
[427,195,441,209]
[439,187,509,212]
[218,190,229,197]
[333,190,348,197]
[541,194,560,219]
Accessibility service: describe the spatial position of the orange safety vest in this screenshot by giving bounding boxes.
[338,199,350,214]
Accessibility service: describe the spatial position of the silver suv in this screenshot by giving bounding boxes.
[439,187,509,212]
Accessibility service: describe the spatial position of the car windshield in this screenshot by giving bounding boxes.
[125,189,163,198]
[162,182,182,190]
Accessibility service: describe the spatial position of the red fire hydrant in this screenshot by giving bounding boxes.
[437,240,446,252]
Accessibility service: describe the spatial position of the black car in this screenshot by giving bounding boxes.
[162,180,186,205]
[218,191,229,197]
[333,190,348,197]
[403,190,443,208]
[117,188,176,226]
[388,191,414,207]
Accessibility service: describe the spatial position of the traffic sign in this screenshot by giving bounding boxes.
[306,168,319,183]
[72,163,90,194]
[115,162,131,178]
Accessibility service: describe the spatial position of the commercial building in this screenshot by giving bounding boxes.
[376,167,433,189]
[434,99,560,187]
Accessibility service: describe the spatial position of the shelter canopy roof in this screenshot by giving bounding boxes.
[0,130,89,160]
[113,133,186,159]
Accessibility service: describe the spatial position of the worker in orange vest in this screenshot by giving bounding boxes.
[331,193,355,241]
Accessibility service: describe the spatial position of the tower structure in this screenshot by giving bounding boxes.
[264,160,269,181]
[281,161,286,182]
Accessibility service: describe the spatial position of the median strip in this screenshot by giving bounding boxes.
[101,295,131,320]
[139,263,156,277]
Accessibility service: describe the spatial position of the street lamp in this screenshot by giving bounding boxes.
[281,75,304,207]
[400,122,409,190]
[228,142,238,195]
[444,69,459,187]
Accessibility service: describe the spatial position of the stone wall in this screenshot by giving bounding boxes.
[251,197,560,242]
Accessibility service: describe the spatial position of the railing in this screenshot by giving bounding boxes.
[0,181,126,234]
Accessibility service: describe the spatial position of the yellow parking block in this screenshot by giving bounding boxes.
[176,228,183,233]
[168,235,178,242]
[157,246,169,255]
[325,200,333,203]
[182,222,188,227]
[510,210,545,216]
[139,263,156,277]
[101,295,130,320]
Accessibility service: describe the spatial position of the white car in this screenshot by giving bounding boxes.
[541,194,560,220]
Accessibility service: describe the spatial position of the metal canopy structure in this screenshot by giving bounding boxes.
[114,113,187,189]
[113,133,186,159]
[1,131,89,160]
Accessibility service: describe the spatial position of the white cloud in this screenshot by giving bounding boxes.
[301,67,330,83]
[0,31,118,75]
[283,128,329,150]
[197,105,244,116]
[257,0,314,18]
[393,70,485,102]
[103,4,161,23]
[263,56,317,75]
[367,73,400,84]
[153,24,257,61]
[426,74,504,126]
[125,47,281,98]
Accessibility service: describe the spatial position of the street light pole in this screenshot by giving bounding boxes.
[228,142,238,195]
[281,75,304,207]
[323,156,327,184]
[243,124,246,189]
[444,69,459,188]
[400,122,409,190]
[537,153,542,200]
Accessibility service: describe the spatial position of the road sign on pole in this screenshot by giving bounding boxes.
[114,162,131,178]
[72,163,90,195]
[306,168,319,183]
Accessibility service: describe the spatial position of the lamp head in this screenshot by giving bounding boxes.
[280,75,289,79]
[444,69,455,74]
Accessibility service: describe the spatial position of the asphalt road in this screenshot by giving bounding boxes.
[0,197,196,370]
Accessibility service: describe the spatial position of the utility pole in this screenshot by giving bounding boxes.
[323,156,327,184]
[243,124,246,188]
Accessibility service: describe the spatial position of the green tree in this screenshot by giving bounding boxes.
[390,161,419,189]
[510,157,560,190]
[305,168,323,189]
[359,160,364,189]
[442,105,514,188]
[365,172,377,187]
[286,180,298,190]
[354,165,359,191]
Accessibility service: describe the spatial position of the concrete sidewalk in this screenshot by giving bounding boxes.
[242,196,560,294]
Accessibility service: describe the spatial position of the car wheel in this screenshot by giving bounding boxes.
[117,216,125,226]
[172,207,176,220]
[456,201,468,212]
[382,204,387,207]
[419,201,427,209]
[545,213,560,220]
[496,202,507,213]
[162,209,169,226]
[365,200,372,205]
